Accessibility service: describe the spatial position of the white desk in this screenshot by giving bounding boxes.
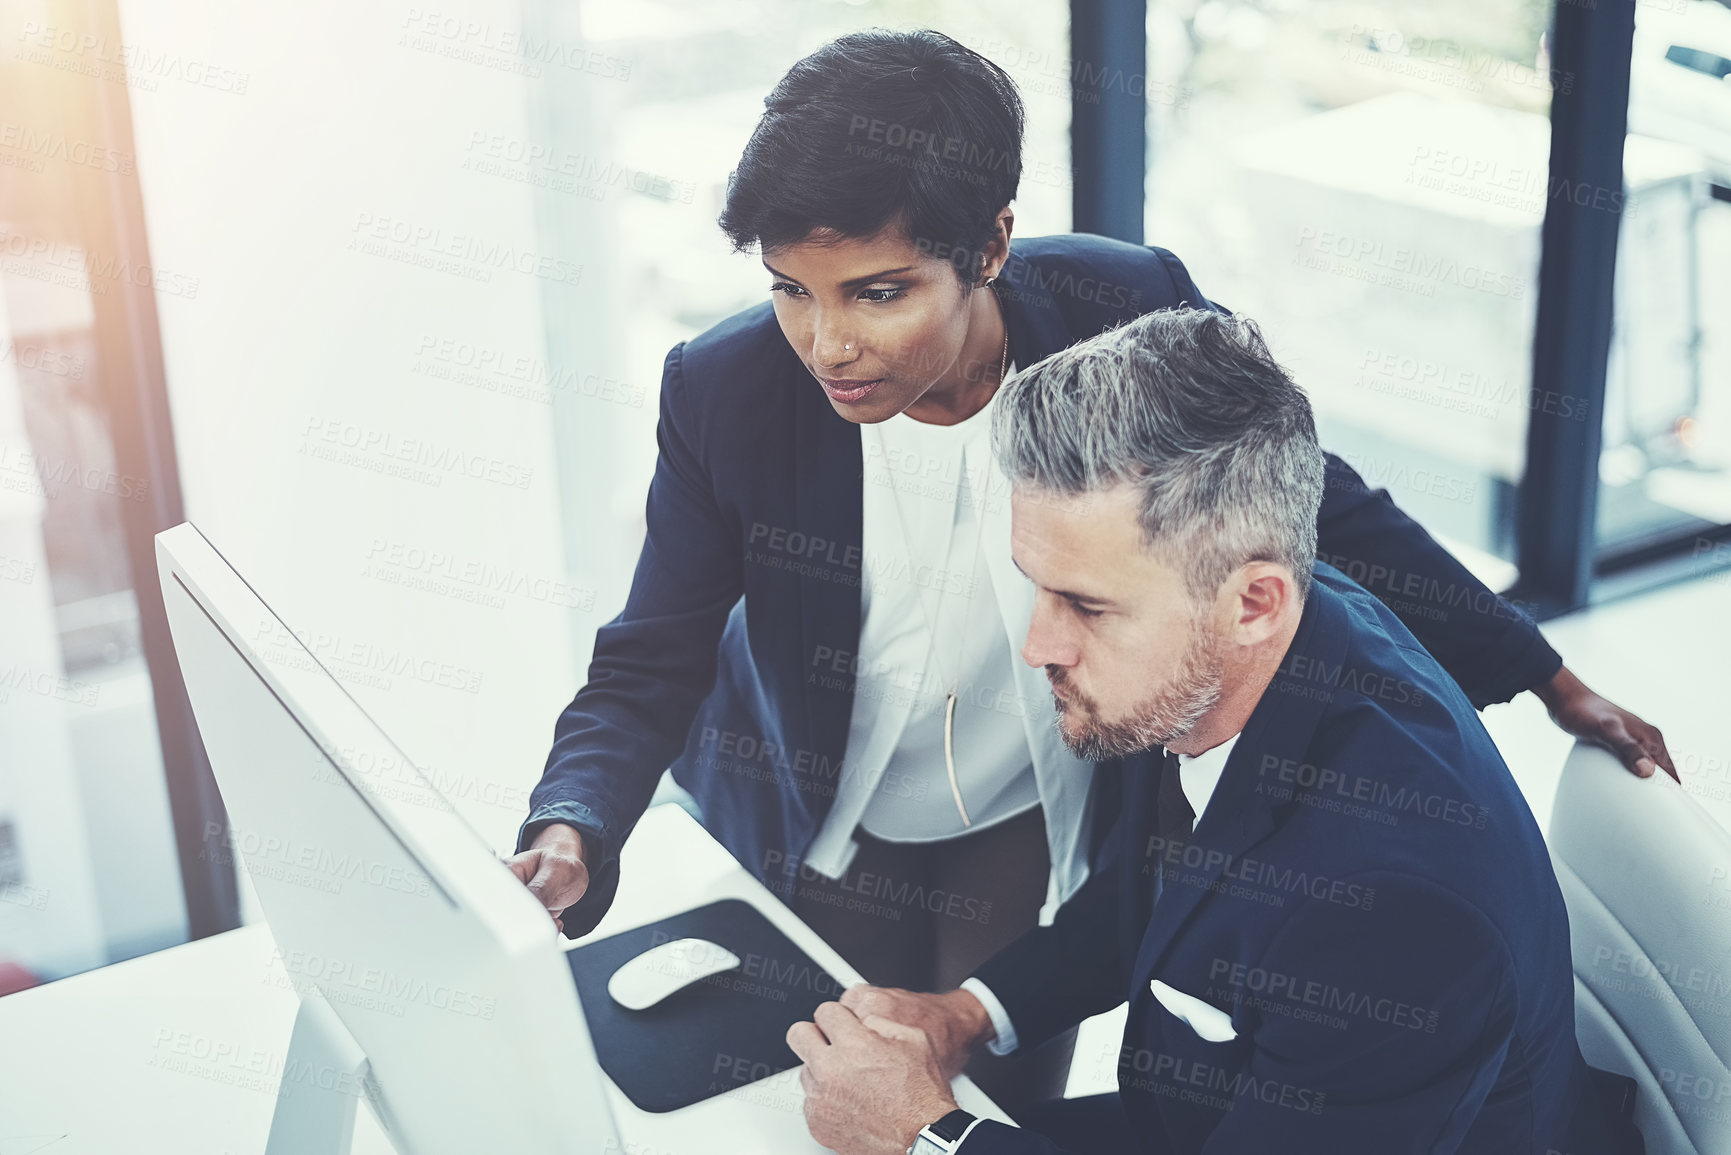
[0,804,1009,1153]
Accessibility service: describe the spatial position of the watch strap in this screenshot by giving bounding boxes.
[925,1108,977,1145]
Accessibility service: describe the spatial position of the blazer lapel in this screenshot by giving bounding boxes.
[1129,583,1350,988]
[791,361,865,797]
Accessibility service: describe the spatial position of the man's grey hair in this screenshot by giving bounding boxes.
[992,308,1325,604]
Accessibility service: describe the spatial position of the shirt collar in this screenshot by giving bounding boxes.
[1177,732,1240,831]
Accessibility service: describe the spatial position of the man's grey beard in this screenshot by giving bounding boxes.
[1047,620,1223,761]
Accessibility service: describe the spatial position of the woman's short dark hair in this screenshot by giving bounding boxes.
[718,29,1024,286]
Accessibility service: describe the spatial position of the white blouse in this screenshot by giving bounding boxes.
[800,365,1101,924]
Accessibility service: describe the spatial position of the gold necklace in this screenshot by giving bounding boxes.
[871,317,1011,828]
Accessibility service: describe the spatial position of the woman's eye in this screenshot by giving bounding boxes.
[1072,602,1103,621]
[769,282,806,297]
[860,286,904,303]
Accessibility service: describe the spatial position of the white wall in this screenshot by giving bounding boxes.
[115,0,621,856]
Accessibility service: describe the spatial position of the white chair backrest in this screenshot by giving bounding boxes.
[1548,741,1731,1155]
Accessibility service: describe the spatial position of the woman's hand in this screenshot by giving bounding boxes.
[1532,667,1676,782]
[503,823,593,933]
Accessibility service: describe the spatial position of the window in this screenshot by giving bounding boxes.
[1599,0,1731,569]
[0,6,203,992]
[1143,0,1560,586]
[547,0,1072,613]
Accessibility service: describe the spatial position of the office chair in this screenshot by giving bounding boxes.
[1549,741,1731,1155]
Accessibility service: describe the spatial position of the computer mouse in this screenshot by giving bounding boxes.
[607,937,743,1011]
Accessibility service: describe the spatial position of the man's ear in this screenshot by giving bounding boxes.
[1231,563,1295,645]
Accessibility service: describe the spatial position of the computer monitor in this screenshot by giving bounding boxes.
[156,521,619,1155]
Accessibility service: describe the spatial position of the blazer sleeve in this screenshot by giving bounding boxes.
[967,849,1130,1057]
[1153,243,1562,708]
[1197,873,1517,1153]
[516,341,745,936]
[955,1121,1079,1154]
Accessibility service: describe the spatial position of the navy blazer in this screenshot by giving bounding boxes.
[966,563,1640,1154]
[516,234,1563,937]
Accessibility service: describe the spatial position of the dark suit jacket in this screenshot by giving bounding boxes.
[516,234,1563,937]
[964,563,1639,1154]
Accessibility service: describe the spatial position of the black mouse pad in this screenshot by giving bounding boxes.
[565,898,846,1112]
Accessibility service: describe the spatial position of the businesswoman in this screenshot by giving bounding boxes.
[505,28,1670,1105]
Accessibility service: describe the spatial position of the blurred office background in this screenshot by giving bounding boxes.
[0,0,1725,1011]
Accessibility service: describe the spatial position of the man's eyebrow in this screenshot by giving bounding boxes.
[761,260,918,289]
[1010,558,1112,606]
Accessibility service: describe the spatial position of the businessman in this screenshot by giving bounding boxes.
[787,309,1645,1154]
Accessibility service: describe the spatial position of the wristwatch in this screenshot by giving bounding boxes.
[908,1108,978,1154]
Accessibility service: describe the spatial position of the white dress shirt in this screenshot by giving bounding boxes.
[964,733,1242,1057]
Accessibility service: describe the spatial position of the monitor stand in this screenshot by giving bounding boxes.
[266,989,399,1155]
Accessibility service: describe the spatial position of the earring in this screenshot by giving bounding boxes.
[983,274,998,287]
